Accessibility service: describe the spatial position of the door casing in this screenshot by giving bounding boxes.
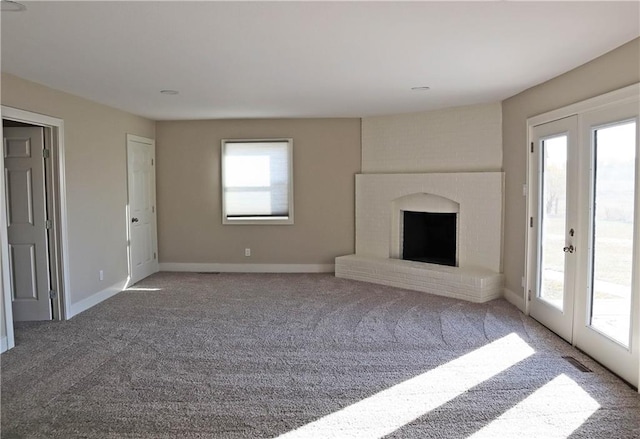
[0,106,71,351]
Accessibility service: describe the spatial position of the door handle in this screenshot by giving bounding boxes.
[563,245,575,253]
[131,217,139,223]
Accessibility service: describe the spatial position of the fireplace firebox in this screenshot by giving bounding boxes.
[402,211,457,266]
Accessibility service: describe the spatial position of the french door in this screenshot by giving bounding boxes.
[529,100,639,387]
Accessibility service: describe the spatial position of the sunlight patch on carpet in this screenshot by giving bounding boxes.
[276,333,535,439]
[469,374,600,438]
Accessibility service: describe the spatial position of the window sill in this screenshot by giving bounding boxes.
[223,216,294,225]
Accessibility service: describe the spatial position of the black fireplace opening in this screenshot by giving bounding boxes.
[402,211,457,266]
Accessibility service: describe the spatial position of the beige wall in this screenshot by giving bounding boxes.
[1,73,155,309]
[502,38,640,302]
[156,119,361,266]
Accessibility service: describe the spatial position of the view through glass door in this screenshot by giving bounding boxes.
[529,99,639,388]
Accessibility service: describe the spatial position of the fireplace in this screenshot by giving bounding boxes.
[402,211,457,266]
[335,172,504,303]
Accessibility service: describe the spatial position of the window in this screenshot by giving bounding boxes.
[221,138,293,225]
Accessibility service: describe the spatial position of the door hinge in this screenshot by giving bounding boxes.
[152,206,155,213]
[49,290,57,300]
[151,158,154,166]
[153,252,157,259]
[45,219,52,229]
[43,149,51,159]
[527,290,532,302]
[529,217,533,228]
[530,142,534,153]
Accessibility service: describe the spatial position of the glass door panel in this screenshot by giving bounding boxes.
[539,135,568,310]
[589,121,636,347]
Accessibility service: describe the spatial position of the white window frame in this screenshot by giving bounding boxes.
[221,138,294,225]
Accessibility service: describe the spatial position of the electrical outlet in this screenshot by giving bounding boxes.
[99,270,104,281]
[245,248,251,257]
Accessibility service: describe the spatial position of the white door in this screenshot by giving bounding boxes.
[529,102,639,387]
[127,134,158,285]
[529,116,579,343]
[573,102,639,387]
[3,126,51,321]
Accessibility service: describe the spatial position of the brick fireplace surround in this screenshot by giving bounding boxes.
[336,172,504,303]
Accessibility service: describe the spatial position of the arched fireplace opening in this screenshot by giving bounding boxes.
[391,193,460,267]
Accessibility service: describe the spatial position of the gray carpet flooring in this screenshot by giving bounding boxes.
[1,272,639,438]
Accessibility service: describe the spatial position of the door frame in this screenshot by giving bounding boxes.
[1,106,71,350]
[525,83,640,388]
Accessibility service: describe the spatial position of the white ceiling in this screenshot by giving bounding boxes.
[2,1,639,120]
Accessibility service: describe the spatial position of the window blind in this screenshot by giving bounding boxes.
[222,140,291,220]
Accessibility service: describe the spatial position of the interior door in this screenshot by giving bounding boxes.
[127,134,158,285]
[529,116,578,343]
[3,126,52,321]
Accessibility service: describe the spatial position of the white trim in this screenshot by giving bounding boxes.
[57,121,71,319]
[127,133,153,145]
[0,336,7,353]
[528,83,640,127]
[503,288,525,313]
[0,154,15,350]
[67,279,127,319]
[1,106,70,351]
[1,107,63,128]
[160,263,335,273]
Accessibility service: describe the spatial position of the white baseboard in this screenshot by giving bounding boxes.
[159,263,335,273]
[504,287,526,313]
[67,279,128,319]
[0,335,7,353]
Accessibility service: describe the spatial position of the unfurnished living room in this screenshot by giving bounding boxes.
[1,1,639,438]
